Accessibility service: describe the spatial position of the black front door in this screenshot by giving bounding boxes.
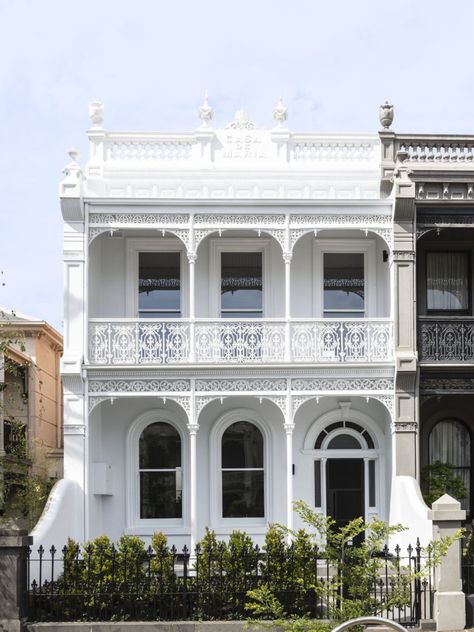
[326,458,364,530]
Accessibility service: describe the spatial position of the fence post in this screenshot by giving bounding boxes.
[0,520,33,632]
[428,494,466,631]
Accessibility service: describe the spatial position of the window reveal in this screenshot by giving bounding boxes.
[426,252,469,312]
[138,252,181,318]
[139,422,182,519]
[221,421,264,518]
[221,252,263,318]
[323,252,365,318]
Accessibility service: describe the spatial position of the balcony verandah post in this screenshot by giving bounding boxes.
[284,252,292,363]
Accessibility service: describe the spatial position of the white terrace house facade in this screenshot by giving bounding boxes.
[33,100,430,551]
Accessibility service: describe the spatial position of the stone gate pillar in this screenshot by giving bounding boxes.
[428,494,466,631]
[0,521,32,632]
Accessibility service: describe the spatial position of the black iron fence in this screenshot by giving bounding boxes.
[27,541,433,627]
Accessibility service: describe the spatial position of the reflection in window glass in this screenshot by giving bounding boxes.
[139,252,181,317]
[221,252,262,318]
[324,253,364,318]
[222,421,264,517]
[327,433,362,449]
[429,420,471,512]
[139,422,182,519]
[426,252,469,312]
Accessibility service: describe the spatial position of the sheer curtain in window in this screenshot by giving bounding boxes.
[426,252,469,311]
[429,420,470,511]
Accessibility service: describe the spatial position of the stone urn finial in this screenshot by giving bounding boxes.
[379,101,394,129]
[89,100,104,128]
[273,96,288,128]
[198,90,213,128]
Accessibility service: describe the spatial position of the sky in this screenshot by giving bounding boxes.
[1,0,474,331]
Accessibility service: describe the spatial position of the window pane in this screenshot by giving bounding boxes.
[429,420,470,467]
[139,422,181,469]
[140,471,182,519]
[426,252,469,311]
[324,253,364,315]
[314,461,322,507]
[139,252,180,315]
[222,421,263,468]
[221,252,262,317]
[222,470,264,517]
[429,420,470,512]
[327,434,361,449]
[369,460,376,507]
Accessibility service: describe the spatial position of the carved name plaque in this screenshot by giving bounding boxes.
[222,132,267,160]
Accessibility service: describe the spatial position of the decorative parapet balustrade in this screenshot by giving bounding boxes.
[395,134,474,164]
[88,318,393,366]
[418,318,474,362]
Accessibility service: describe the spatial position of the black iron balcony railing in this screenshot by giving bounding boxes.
[418,317,474,362]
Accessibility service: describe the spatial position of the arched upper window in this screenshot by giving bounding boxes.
[429,419,471,511]
[314,421,375,450]
[139,422,182,519]
[221,421,264,518]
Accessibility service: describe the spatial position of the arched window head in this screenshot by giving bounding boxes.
[315,421,374,450]
[429,419,471,512]
[139,422,182,519]
[221,421,264,518]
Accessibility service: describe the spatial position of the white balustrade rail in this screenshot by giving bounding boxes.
[88,318,393,365]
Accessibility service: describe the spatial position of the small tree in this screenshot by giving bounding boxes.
[421,461,468,508]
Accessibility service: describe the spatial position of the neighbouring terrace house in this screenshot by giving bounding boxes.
[379,129,474,522]
[0,310,63,516]
[34,98,435,552]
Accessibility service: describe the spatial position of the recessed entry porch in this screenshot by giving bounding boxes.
[86,392,392,545]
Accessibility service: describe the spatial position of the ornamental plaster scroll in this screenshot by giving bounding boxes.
[391,250,415,262]
[392,421,417,432]
[292,393,394,419]
[64,424,86,435]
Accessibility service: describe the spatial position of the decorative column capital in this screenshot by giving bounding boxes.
[187,423,199,436]
[187,252,197,264]
[283,252,293,265]
[284,423,295,435]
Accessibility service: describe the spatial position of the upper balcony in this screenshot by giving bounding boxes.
[88,317,393,366]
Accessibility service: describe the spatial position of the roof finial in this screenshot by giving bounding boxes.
[379,101,394,130]
[89,101,104,128]
[198,90,213,128]
[273,95,288,128]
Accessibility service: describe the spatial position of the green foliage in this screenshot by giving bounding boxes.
[421,461,468,507]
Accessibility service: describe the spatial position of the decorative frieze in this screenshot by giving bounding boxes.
[195,378,287,392]
[87,209,393,250]
[89,379,191,393]
[291,377,393,391]
[420,376,474,394]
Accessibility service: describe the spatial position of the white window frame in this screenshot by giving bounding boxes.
[303,408,385,524]
[125,410,188,535]
[313,239,376,318]
[209,408,271,533]
[126,238,188,318]
[209,238,271,318]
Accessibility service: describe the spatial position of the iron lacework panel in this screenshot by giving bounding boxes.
[27,541,432,627]
[418,318,474,363]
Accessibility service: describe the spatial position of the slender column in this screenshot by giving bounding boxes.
[284,423,295,534]
[188,390,199,552]
[284,253,292,362]
[188,253,197,363]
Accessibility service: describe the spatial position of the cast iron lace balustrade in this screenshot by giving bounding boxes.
[88,318,393,365]
[418,318,474,362]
